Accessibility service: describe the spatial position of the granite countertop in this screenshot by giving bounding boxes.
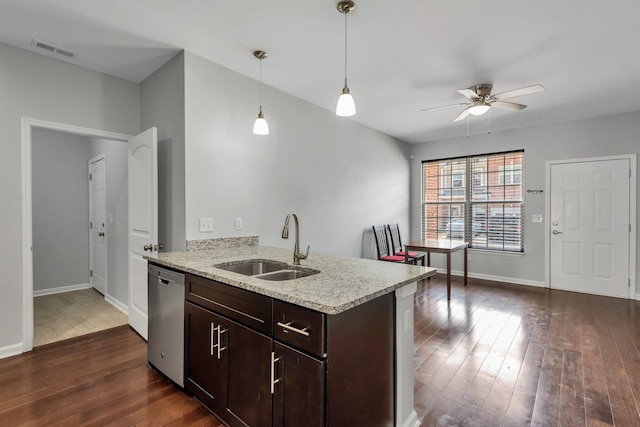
[147,245,435,315]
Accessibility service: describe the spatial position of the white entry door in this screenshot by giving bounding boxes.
[549,158,631,298]
[89,156,107,295]
[128,127,158,340]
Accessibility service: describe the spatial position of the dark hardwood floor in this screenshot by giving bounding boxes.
[0,325,224,426]
[1,274,640,426]
[415,274,640,427]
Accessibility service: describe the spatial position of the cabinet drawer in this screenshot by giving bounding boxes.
[186,274,272,335]
[273,300,325,358]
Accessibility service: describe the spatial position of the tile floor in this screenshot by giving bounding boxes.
[33,288,128,347]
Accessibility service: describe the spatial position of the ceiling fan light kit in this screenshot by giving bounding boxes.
[336,0,356,117]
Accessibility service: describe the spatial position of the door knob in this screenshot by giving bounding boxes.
[552,230,563,235]
[154,244,164,251]
[98,232,105,237]
[143,244,153,251]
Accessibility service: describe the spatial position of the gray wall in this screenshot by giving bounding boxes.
[183,51,411,258]
[32,130,91,291]
[89,138,129,305]
[0,41,140,352]
[410,111,640,292]
[141,52,186,252]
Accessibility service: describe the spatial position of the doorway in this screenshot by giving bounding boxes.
[546,154,637,298]
[22,118,134,351]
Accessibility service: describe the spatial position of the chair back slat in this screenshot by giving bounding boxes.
[372,225,391,258]
[387,223,402,254]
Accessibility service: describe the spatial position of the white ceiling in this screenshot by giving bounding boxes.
[2,0,640,143]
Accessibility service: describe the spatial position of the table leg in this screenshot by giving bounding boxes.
[426,252,431,280]
[464,246,468,287]
[446,252,451,300]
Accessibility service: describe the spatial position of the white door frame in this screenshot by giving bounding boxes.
[21,117,133,352]
[89,154,107,295]
[544,154,637,297]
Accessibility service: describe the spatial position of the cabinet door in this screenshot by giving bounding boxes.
[273,342,325,427]
[184,302,227,413]
[223,318,273,427]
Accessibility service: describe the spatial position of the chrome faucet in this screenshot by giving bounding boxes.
[281,212,310,265]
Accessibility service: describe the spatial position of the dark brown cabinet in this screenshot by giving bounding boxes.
[184,301,226,413]
[273,342,325,427]
[182,271,394,427]
[185,300,272,427]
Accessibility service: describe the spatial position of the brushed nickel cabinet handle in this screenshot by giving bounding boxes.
[213,325,227,360]
[277,321,310,337]
[270,351,280,394]
[211,322,216,356]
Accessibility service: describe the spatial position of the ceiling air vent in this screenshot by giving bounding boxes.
[31,39,78,59]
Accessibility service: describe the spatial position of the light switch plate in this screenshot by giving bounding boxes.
[532,214,543,223]
[199,217,213,232]
[235,217,243,230]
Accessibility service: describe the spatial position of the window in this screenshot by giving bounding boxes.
[422,150,524,252]
[499,164,522,185]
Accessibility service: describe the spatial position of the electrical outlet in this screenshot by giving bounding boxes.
[235,217,243,230]
[199,218,213,232]
[404,309,412,333]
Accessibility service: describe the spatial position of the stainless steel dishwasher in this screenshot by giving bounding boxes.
[148,264,185,387]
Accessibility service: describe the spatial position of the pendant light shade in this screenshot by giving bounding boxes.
[336,1,356,117]
[253,50,269,135]
[253,110,269,135]
[336,87,356,117]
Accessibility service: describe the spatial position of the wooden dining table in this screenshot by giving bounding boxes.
[404,239,468,300]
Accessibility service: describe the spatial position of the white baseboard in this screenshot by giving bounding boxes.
[431,268,547,288]
[399,410,421,427]
[0,342,24,360]
[33,283,91,297]
[635,293,640,301]
[105,294,129,315]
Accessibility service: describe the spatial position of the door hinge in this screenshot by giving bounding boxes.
[90,270,93,278]
[630,224,632,233]
[629,278,631,288]
[90,221,93,229]
[89,173,92,181]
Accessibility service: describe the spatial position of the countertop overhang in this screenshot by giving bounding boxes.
[146,245,435,315]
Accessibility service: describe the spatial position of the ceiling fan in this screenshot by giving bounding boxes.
[421,83,545,122]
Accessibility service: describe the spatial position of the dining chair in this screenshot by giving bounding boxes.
[387,223,426,266]
[372,225,407,263]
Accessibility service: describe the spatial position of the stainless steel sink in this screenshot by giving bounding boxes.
[257,268,320,281]
[215,260,287,276]
[214,259,320,281]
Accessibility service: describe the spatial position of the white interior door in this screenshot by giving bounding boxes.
[128,127,158,340]
[89,156,107,295]
[549,158,630,298]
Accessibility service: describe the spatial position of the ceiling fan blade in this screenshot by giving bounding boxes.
[420,103,468,112]
[457,89,479,99]
[493,84,545,100]
[454,107,471,122]
[491,101,527,111]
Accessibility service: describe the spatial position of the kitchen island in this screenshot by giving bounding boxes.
[147,242,435,427]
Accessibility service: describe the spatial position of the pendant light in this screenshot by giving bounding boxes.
[253,50,269,135]
[336,1,356,117]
